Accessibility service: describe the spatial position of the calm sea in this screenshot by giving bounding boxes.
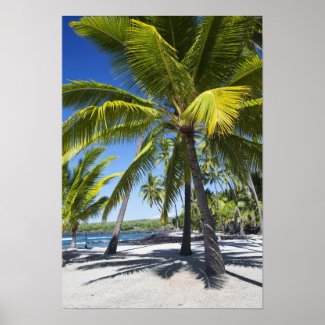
[62,232,154,249]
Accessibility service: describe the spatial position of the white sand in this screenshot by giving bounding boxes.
[62,236,262,308]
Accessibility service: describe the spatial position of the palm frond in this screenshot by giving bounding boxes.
[102,139,159,220]
[183,16,256,91]
[182,86,250,135]
[69,16,130,71]
[62,80,155,109]
[64,100,161,132]
[77,196,108,221]
[62,100,161,157]
[74,171,122,212]
[144,16,199,60]
[227,55,262,98]
[208,134,262,182]
[125,19,193,102]
[235,98,263,138]
[62,119,154,163]
[160,134,188,225]
[62,163,71,202]
[77,147,106,177]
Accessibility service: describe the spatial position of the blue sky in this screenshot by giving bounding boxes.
[62,16,181,223]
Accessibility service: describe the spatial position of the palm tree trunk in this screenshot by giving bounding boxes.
[174,203,179,230]
[104,190,131,254]
[183,129,225,275]
[216,179,226,232]
[249,174,263,235]
[213,182,221,231]
[180,181,192,256]
[71,225,78,248]
[104,135,144,255]
[231,211,238,233]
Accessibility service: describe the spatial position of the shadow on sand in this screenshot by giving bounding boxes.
[63,240,262,290]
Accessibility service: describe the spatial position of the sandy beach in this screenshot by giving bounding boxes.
[62,235,262,308]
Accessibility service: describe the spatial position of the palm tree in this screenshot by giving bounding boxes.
[63,16,262,275]
[249,172,263,234]
[237,187,258,228]
[157,138,173,172]
[218,192,238,232]
[62,147,121,248]
[198,123,263,236]
[139,172,164,211]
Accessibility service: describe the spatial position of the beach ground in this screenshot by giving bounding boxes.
[62,235,262,308]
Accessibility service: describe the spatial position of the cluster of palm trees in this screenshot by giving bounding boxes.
[139,138,263,235]
[62,16,262,276]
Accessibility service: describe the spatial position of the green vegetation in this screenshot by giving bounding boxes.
[62,147,121,247]
[76,218,173,233]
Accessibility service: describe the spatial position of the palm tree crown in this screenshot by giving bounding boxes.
[62,147,121,232]
[139,173,164,210]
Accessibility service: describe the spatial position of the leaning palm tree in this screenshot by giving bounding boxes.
[63,16,262,275]
[62,147,121,247]
[104,135,144,255]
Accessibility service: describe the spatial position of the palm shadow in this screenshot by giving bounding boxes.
[71,241,262,289]
[222,251,262,268]
[62,248,129,267]
[79,247,226,289]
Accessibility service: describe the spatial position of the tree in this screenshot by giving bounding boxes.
[62,147,121,248]
[249,172,263,234]
[237,186,259,228]
[139,172,165,211]
[63,16,262,275]
[218,194,238,232]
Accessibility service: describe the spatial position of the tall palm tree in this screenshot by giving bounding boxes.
[62,147,121,247]
[63,16,262,275]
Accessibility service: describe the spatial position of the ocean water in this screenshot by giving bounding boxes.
[62,232,154,249]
